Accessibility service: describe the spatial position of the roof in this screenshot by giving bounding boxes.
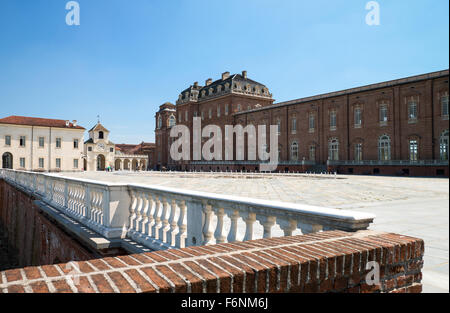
[88,122,109,132]
[0,116,85,130]
[235,69,450,115]
[84,138,114,145]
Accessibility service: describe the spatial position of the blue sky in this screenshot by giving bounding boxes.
[0,0,448,143]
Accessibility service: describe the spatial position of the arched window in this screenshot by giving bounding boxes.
[291,117,297,134]
[378,135,391,161]
[99,131,104,139]
[290,141,298,161]
[409,139,418,161]
[157,115,162,129]
[168,115,176,127]
[328,138,339,161]
[440,130,449,161]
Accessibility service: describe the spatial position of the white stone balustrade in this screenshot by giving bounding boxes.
[0,169,376,251]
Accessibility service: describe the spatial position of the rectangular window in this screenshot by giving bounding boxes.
[73,139,79,149]
[309,114,315,132]
[408,100,418,121]
[309,145,316,161]
[178,112,182,122]
[20,136,26,147]
[208,109,212,119]
[73,159,79,169]
[330,111,337,130]
[225,105,229,115]
[56,137,61,148]
[217,106,221,117]
[88,146,92,152]
[442,95,449,118]
[201,111,204,120]
[39,158,44,168]
[354,108,362,127]
[56,158,61,168]
[110,147,114,152]
[409,140,418,161]
[39,137,45,147]
[291,118,297,134]
[380,105,388,124]
[20,158,25,168]
[354,144,363,161]
[185,110,188,122]
[5,135,11,146]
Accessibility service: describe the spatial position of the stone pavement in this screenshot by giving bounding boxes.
[61,171,449,293]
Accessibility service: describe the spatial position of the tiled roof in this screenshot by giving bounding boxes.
[0,116,85,129]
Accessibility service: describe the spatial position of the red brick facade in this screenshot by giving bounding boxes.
[155,70,449,176]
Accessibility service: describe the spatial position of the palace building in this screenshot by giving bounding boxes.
[154,69,449,176]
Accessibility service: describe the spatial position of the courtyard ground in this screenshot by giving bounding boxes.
[61,171,449,293]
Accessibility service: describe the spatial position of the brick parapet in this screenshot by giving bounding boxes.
[0,230,424,293]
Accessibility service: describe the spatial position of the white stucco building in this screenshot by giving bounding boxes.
[0,116,85,172]
[0,116,149,172]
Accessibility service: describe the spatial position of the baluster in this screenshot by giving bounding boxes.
[153,197,163,240]
[159,198,170,243]
[227,209,240,243]
[139,192,149,236]
[261,215,277,238]
[243,212,257,241]
[175,200,187,248]
[146,194,156,237]
[279,218,298,237]
[202,202,214,245]
[128,190,138,233]
[213,207,227,244]
[133,192,143,232]
[84,184,91,222]
[166,199,179,247]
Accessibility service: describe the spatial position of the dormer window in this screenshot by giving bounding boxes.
[99,131,104,139]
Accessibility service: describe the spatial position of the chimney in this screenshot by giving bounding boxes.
[65,120,70,127]
[193,81,198,88]
[242,70,247,79]
[72,120,78,127]
[222,71,230,80]
[205,78,213,86]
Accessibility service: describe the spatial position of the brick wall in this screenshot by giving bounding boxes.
[0,230,424,293]
[0,180,96,270]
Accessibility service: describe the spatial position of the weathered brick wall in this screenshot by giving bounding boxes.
[0,230,424,293]
[0,179,95,270]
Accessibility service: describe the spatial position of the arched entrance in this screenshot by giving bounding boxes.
[97,154,105,171]
[140,160,146,171]
[115,159,122,171]
[123,159,130,170]
[2,153,13,169]
[132,159,139,171]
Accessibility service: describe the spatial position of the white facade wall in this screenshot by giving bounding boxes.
[0,124,85,172]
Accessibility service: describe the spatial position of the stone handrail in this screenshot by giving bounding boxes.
[0,169,375,251]
[327,159,449,166]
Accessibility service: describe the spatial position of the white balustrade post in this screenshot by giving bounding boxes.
[175,200,187,248]
[243,212,257,241]
[279,219,297,237]
[140,193,149,236]
[227,209,240,243]
[213,207,226,244]
[84,184,91,222]
[202,202,214,245]
[159,198,170,243]
[153,198,163,240]
[167,199,179,247]
[261,215,276,238]
[146,194,156,237]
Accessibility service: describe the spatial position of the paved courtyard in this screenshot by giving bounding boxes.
[61,171,449,293]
